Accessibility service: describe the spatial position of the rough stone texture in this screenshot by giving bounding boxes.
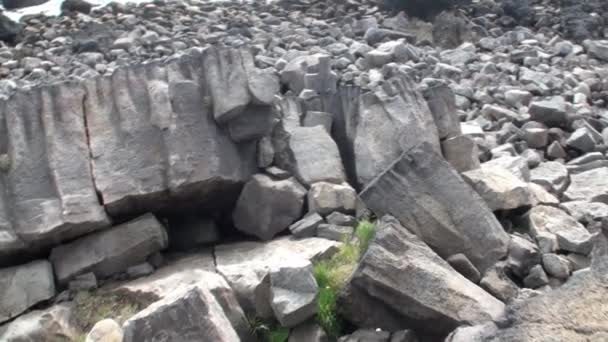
[339,216,505,338]
[0,83,110,258]
[463,166,533,211]
[441,135,480,173]
[232,174,306,241]
[422,83,461,139]
[50,213,168,285]
[289,213,324,238]
[288,321,328,342]
[274,125,346,186]
[561,201,608,223]
[0,260,55,323]
[0,303,78,342]
[83,48,257,218]
[446,253,481,283]
[340,329,390,342]
[523,264,549,289]
[270,259,318,327]
[215,237,338,319]
[226,105,278,143]
[507,235,541,278]
[122,285,241,342]
[482,156,531,182]
[530,161,569,194]
[86,319,124,342]
[480,262,520,303]
[542,253,571,279]
[307,182,357,216]
[564,167,608,203]
[525,206,594,255]
[528,97,568,127]
[317,224,354,242]
[360,143,509,272]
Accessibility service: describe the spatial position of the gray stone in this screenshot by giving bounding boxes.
[528,183,560,206]
[339,216,505,337]
[523,128,549,148]
[257,136,274,168]
[126,262,155,279]
[463,166,533,211]
[446,253,481,283]
[280,54,328,95]
[584,39,608,61]
[167,215,220,250]
[227,105,278,143]
[233,175,306,241]
[288,321,328,342]
[523,264,549,288]
[122,286,241,342]
[307,182,357,216]
[422,83,461,139]
[68,272,98,291]
[528,97,568,127]
[482,156,530,182]
[0,303,78,342]
[567,253,591,271]
[542,253,571,279]
[325,212,356,227]
[482,104,521,122]
[547,141,567,159]
[564,167,608,203]
[242,52,279,106]
[290,213,324,238]
[317,224,354,242]
[360,143,510,272]
[270,259,318,327]
[50,213,168,285]
[274,126,346,186]
[266,166,291,180]
[340,329,390,342]
[507,235,541,278]
[480,262,520,302]
[505,89,533,108]
[561,201,608,223]
[566,128,597,153]
[0,260,55,323]
[530,161,569,194]
[303,111,332,133]
[86,319,123,342]
[390,330,419,342]
[441,135,480,173]
[526,206,594,255]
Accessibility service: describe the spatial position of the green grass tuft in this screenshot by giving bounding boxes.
[355,220,376,255]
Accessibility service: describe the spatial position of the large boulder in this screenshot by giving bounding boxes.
[422,82,461,139]
[530,161,569,195]
[462,166,533,211]
[122,285,241,342]
[50,213,168,285]
[339,216,505,338]
[232,174,306,240]
[0,303,78,342]
[269,259,318,327]
[83,48,258,218]
[0,260,55,323]
[0,13,20,44]
[360,143,509,272]
[564,167,608,203]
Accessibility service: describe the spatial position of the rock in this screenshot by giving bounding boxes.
[307,182,357,216]
[390,330,419,342]
[2,0,48,9]
[567,253,591,271]
[0,303,78,342]
[215,237,338,319]
[528,97,568,127]
[326,212,356,227]
[258,137,274,168]
[547,141,567,159]
[482,104,521,122]
[339,216,505,338]
[502,0,532,23]
[302,111,332,133]
[289,213,324,238]
[122,286,241,342]
[441,135,481,172]
[232,174,306,241]
[446,253,481,283]
[422,83,461,139]
[274,126,346,186]
[522,128,549,148]
[340,329,390,342]
[317,224,353,242]
[289,322,328,342]
[126,262,155,279]
[0,260,55,323]
[68,272,98,291]
[584,40,608,61]
[530,161,569,194]
[505,89,533,108]
[86,319,123,342]
[61,0,93,14]
[360,143,509,272]
[83,51,257,218]
[523,264,549,288]
[227,106,278,143]
[507,235,541,278]
[566,128,597,153]
[0,13,20,44]
[480,262,520,302]
[270,259,318,327]
[528,183,560,205]
[482,156,531,182]
[462,166,533,211]
[525,206,594,255]
[166,215,220,251]
[541,253,571,279]
[561,201,608,223]
[564,167,608,203]
[280,54,327,95]
[49,213,168,285]
[382,0,461,19]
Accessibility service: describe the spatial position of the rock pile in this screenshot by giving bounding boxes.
[0,0,608,341]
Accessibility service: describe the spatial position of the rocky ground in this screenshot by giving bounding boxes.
[0,0,608,341]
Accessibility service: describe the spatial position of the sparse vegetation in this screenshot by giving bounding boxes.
[248,316,290,342]
[313,220,377,338]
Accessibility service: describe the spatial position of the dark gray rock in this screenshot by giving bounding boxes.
[167,215,220,250]
[0,13,20,44]
[233,175,306,241]
[325,212,356,227]
[3,0,48,9]
[270,259,318,327]
[463,166,533,211]
[360,143,510,272]
[0,303,78,342]
[288,321,328,342]
[507,235,541,278]
[422,83,461,140]
[227,106,278,143]
[542,253,571,279]
[340,329,390,342]
[49,213,168,285]
[523,264,549,289]
[447,253,481,283]
[316,224,353,242]
[61,0,92,14]
[289,213,324,238]
[528,97,568,127]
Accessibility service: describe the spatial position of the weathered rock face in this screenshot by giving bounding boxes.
[0,303,78,342]
[122,285,241,342]
[0,83,110,262]
[564,167,608,203]
[2,0,48,10]
[339,216,504,338]
[0,260,55,323]
[50,213,168,285]
[83,48,258,218]
[269,259,318,327]
[360,143,509,272]
[86,319,123,342]
[463,166,533,211]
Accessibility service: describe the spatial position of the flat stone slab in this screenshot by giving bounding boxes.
[564,167,608,203]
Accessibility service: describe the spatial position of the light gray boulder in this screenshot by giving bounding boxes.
[525,206,594,255]
[226,105,279,143]
[86,319,123,342]
[270,259,318,327]
[360,143,509,272]
[232,174,306,241]
[50,213,168,285]
[584,39,608,61]
[289,213,324,238]
[561,201,608,224]
[564,167,608,203]
[307,182,357,216]
[542,253,571,279]
[482,156,531,182]
[530,161,569,194]
[0,303,78,342]
[122,285,241,342]
[441,135,480,173]
[422,83,461,139]
[0,260,55,323]
[339,216,505,338]
[463,166,533,211]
